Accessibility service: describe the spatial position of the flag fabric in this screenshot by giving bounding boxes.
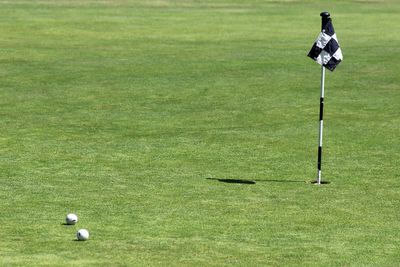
[308,18,343,71]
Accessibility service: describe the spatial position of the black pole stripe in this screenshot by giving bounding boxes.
[319,97,324,121]
[318,97,324,172]
[318,98,324,172]
[317,146,322,170]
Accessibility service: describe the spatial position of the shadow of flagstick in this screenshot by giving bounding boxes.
[207,178,256,184]
[206,178,307,184]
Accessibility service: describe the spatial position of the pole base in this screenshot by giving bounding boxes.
[311,180,331,185]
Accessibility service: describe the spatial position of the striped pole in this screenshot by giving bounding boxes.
[316,12,330,185]
[317,65,325,184]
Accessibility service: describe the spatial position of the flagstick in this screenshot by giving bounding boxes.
[308,11,340,184]
[317,65,325,184]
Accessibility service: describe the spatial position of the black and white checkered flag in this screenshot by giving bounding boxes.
[308,16,343,71]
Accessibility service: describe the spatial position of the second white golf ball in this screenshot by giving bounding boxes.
[77,229,89,241]
[66,213,78,225]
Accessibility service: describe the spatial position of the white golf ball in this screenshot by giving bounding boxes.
[77,229,89,241]
[66,213,78,225]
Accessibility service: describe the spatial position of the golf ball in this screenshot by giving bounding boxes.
[66,213,78,225]
[77,229,89,241]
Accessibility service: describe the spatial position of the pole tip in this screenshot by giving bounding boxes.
[320,12,330,18]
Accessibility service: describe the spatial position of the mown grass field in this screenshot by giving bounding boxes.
[0,0,399,266]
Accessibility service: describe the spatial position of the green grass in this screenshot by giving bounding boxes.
[1,0,399,266]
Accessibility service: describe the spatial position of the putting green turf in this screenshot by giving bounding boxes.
[1,0,399,266]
